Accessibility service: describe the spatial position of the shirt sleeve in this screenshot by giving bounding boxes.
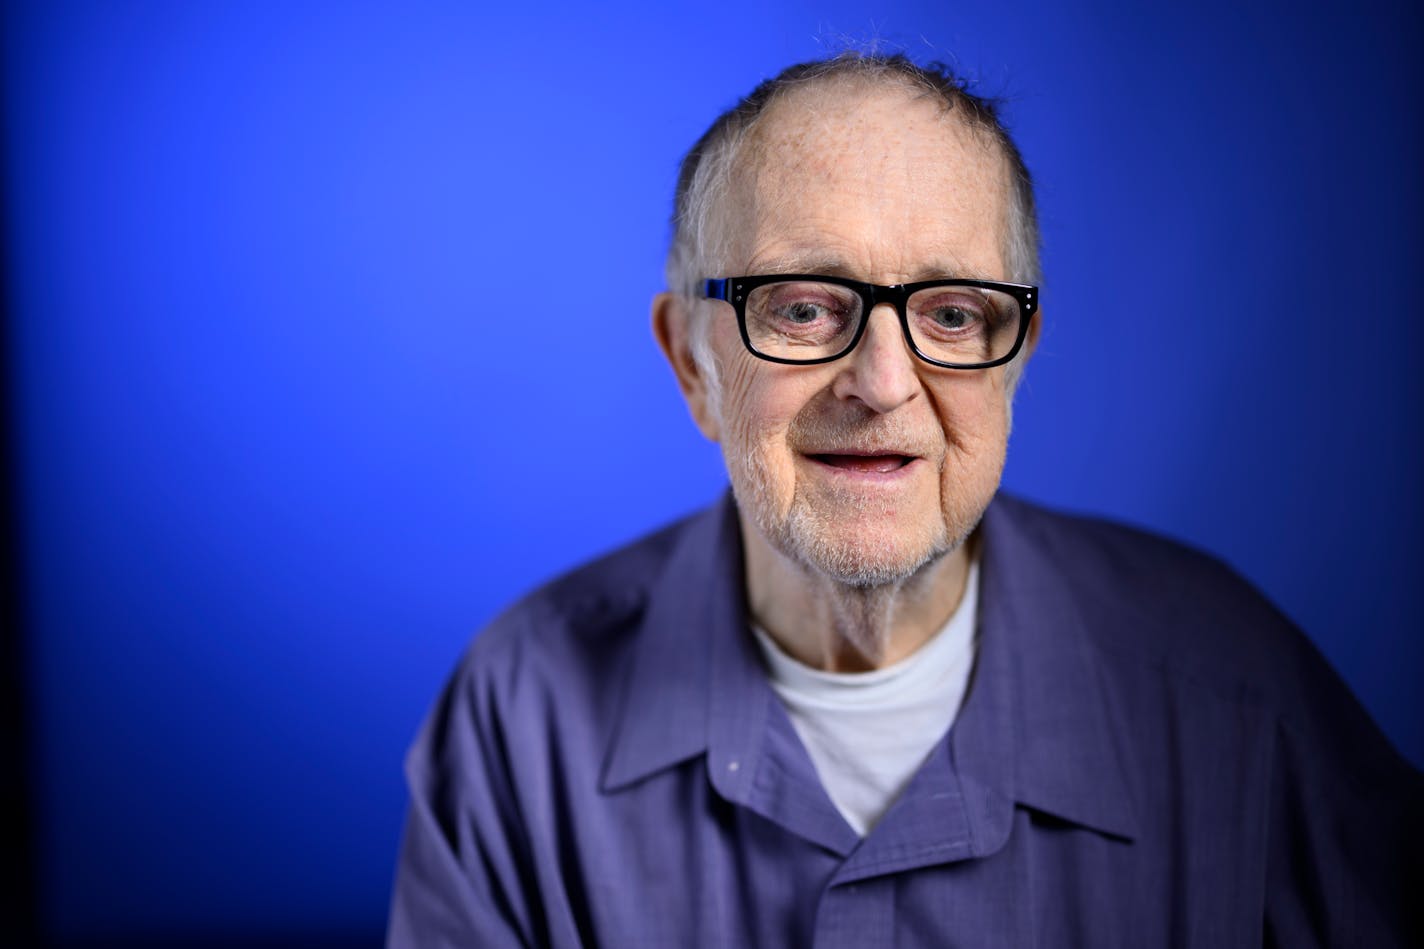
[386,661,539,949]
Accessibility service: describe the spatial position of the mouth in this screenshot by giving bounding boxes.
[805,452,919,475]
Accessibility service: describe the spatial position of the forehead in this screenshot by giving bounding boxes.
[723,79,1011,281]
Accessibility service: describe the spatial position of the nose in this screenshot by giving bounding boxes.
[830,304,920,413]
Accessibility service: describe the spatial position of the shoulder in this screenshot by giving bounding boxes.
[403,503,718,814]
[458,507,703,683]
[991,491,1245,587]
[449,508,704,708]
[987,495,1350,733]
[989,493,1413,785]
[988,491,1288,648]
[470,512,693,660]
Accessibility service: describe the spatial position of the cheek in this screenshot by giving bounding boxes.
[932,372,1011,458]
[930,378,1010,528]
[718,354,810,454]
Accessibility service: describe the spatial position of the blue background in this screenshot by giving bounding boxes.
[4,1,1420,944]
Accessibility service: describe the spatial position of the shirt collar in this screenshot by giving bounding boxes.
[600,494,744,792]
[601,491,1139,842]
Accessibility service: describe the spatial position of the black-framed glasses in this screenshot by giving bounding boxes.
[702,274,1038,369]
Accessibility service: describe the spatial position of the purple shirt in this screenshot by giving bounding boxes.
[388,493,1420,947]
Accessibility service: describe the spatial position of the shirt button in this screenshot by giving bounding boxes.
[727,760,740,772]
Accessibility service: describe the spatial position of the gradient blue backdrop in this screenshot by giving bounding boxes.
[5,0,1421,944]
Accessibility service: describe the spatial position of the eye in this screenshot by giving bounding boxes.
[752,282,857,335]
[927,305,978,330]
[775,300,834,325]
[916,294,988,336]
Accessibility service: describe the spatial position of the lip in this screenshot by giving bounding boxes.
[801,451,925,483]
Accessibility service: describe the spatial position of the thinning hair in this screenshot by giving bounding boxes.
[665,53,1041,298]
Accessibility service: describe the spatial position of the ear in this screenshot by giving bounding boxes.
[651,292,721,442]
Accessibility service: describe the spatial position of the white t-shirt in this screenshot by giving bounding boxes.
[751,561,980,837]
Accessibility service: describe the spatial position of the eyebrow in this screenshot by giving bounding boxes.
[745,254,995,283]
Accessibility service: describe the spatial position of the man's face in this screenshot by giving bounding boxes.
[694,81,1020,587]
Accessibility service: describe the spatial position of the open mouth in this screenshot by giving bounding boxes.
[808,453,916,474]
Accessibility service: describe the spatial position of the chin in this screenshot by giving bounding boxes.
[779,505,953,589]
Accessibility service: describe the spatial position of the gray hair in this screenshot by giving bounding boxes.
[664,53,1042,399]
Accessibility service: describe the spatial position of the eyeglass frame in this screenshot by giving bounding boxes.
[701,273,1039,370]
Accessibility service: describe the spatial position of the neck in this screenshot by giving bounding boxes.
[742,518,972,673]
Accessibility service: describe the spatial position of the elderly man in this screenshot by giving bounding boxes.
[389,54,1419,947]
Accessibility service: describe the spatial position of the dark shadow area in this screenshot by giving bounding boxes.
[2,33,42,944]
[46,935,384,949]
